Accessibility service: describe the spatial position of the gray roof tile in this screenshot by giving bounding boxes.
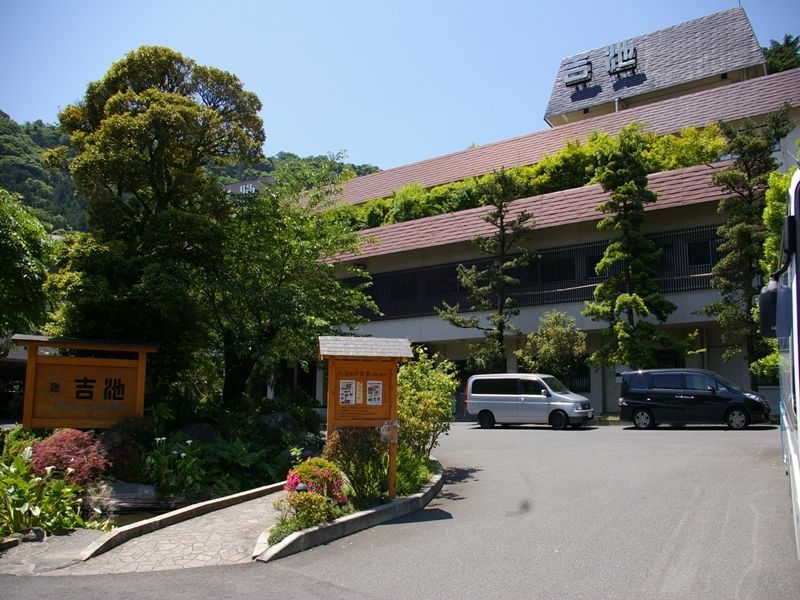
[318,336,413,359]
[545,7,765,120]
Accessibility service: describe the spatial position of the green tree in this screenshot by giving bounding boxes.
[701,106,794,388]
[437,169,536,372]
[515,311,587,384]
[205,158,376,410]
[0,189,50,341]
[763,34,800,74]
[45,46,265,408]
[583,124,677,369]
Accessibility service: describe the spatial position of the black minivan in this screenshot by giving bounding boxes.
[619,368,770,429]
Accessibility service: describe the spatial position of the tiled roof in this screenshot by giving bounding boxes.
[545,7,764,121]
[339,68,800,207]
[318,336,413,359]
[340,162,731,261]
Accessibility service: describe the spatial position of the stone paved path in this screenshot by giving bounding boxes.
[0,491,284,576]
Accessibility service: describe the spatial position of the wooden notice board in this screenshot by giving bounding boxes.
[12,335,158,430]
[319,336,413,498]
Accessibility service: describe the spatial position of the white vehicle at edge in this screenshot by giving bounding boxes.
[760,167,800,561]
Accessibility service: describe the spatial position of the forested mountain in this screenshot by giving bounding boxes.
[1,110,380,231]
[0,110,85,231]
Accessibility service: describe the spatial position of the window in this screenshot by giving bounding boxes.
[687,240,711,267]
[685,373,714,391]
[586,254,604,278]
[471,378,518,395]
[651,373,684,389]
[520,380,545,395]
[390,273,418,300]
[541,256,576,283]
[626,372,648,390]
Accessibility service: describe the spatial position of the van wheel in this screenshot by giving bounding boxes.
[725,407,749,429]
[549,411,569,430]
[478,411,495,429]
[632,408,654,429]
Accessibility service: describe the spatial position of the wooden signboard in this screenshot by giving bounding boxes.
[319,336,413,498]
[12,335,158,430]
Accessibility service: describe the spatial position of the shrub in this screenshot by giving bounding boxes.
[397,348,459,458]
[395,447,435,496]
[261,389,323,434]
[30,429,110,486]
[322,428,385,506]
[1,425,48,466]
[268,491,341,545]
[0,448,111,536]
[285,457,348,504]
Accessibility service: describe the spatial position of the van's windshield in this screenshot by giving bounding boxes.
[542,376,570,393]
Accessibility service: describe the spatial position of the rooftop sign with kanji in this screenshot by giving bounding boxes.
[12,335,158,430]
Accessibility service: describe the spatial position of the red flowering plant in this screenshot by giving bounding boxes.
[284,457,348,505]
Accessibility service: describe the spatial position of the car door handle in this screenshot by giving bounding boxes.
[676,395,694,399]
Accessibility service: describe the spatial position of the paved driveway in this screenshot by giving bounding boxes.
[4,423,800,599]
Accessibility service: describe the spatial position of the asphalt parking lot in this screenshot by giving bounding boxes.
[276,422,800,600]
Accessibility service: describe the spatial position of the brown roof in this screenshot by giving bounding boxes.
[340,162,730,261]
[340,68,800,206]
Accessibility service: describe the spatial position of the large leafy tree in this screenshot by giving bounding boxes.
[701,105,794,388]
[437,169,536,372]
[583,124,677,369]
[763,34,800,74]
[46,46,264,405]
[205,158,376,410]
[0,189,50,343]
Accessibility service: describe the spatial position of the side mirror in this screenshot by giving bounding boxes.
[759,278,778,338]
[707,385,716,394]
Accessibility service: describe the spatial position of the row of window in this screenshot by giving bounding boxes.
[360,226,720,320]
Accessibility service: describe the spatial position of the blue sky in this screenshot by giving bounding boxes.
[0,0,796,170]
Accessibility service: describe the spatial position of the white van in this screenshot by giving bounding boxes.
[466,373,593,430]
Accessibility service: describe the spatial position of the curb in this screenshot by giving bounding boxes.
[255,462,445,563]
[80,481,286,561]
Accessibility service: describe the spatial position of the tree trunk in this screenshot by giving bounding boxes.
[222,334,257,411]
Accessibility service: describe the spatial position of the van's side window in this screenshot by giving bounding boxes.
[651,373,684,389]
[521,380,545,395]
[685,373,715,391]
[627,373,648,390]
[472,378,518,395]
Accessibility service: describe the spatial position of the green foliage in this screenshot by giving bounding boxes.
[0,188,50,338]
[763,34,800,74]
[322,428,386,507]
[0,111,85,230]
[269,491,346,545]
[702,105,794,379]
[1,425,49,466]
[516,311,587,382]
[397,348,459,458]
[583,124,678,369]
[437,169,537,370]
[328,124,724,232]
[261,389,323,434]
[0,448,110,536]
[205,156,376,409]
[395,448,434,496]
[762,169,795,278]
[140,435,206,496]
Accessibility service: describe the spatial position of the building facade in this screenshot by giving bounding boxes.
[315,8,800,414]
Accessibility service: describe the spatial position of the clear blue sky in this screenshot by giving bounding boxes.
[0,0,796,170]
